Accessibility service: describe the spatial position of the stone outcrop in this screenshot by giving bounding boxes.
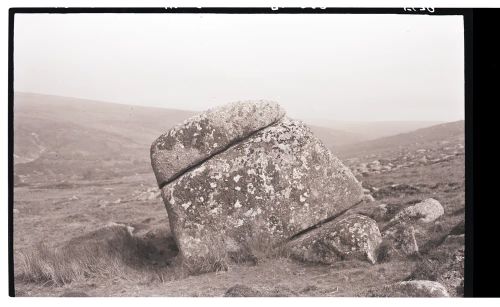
[151,101,365,272]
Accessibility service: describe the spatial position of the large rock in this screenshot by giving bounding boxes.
[152,102,364,272]
[151,100,285,187]
[287,214,382,264]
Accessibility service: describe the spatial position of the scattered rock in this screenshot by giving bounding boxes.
[224,284,262,297]
[287,214,382,264]
[153,102,364,272]
[368,160,381,171]
[419,156,429,164]
[389,198,444,225]
[368,280,449,297]
[13,208,20,214]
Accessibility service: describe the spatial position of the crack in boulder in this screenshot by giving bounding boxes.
[151,100,286,188]
[156,118,284,189]
[286,199,365,242]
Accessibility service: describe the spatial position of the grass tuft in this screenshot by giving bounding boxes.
[16,224,176,286]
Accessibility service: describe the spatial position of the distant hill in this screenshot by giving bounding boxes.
[14,93,197,180]
[336,120,465,159]
[13,92,461,182]
[308,125,367,149]
[13,93,362,167]
[302,118,444,140]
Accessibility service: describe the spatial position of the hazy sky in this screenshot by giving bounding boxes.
[14,13,464,121]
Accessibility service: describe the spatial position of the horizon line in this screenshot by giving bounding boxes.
[14,91,465,124]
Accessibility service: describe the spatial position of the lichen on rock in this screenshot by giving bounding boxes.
[151,100,285,187]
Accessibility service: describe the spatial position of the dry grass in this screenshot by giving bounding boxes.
[180,235,230,275]
[17,242,126,286]
[16,224,173,286]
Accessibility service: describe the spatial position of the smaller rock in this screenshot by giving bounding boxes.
[369,160,382,171]
[13,208,19,214]
[224,284,262,297]
[389,198,444,225]
[287,214,382,264]
[373,280,449,297]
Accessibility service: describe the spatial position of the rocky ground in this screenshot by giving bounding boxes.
[13,125,465,297]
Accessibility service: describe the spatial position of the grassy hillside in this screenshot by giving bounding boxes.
[336,120,464,159]
[14,93,197,182]
[302,118,443,140]
[308,125,366,149]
